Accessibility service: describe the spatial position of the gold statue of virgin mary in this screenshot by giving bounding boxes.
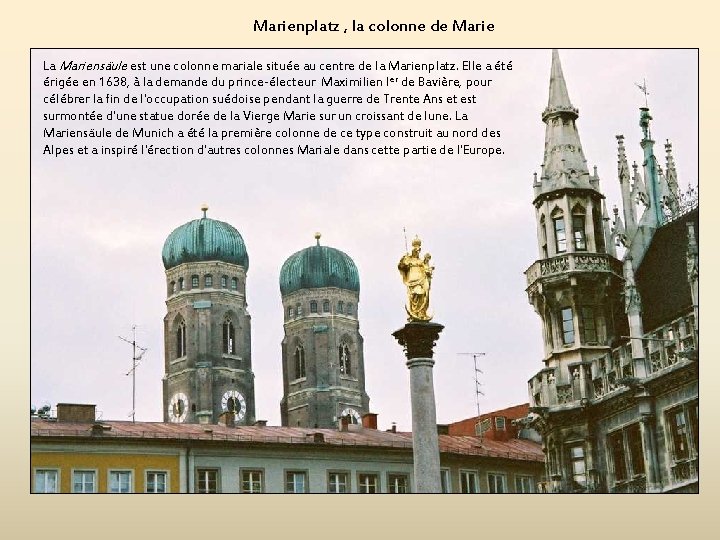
[398,236,434,321]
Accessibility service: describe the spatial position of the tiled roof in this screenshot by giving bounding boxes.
[31,419,543,462]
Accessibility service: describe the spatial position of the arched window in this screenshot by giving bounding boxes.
[339,343,351,376]
[540,215,548,258]
[168,281,176,296]
[221,275,228,288]
[323,300,330,313]
[593,207,605,253]
[204,274,213,287]
[346,303,353,316]
[296,303,303,316]
[230,277,238,291]
[337,301,344,314]
[572,206,587,251]
[553,214,567,253]
[178,277,184,290]
[310,301,318,313]
[223,318,235,354]
[288,306,294,318]
[294,345,306,379]
[176,320,186,358]
[191,275,199,288]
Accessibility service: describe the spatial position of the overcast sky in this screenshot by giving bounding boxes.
[30,49,698,429]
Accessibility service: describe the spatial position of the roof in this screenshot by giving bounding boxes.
[279,238,360,296]
[31,419,543,462]
[162,213,249,270]
[635,207,697,331]
[447,404,531,439]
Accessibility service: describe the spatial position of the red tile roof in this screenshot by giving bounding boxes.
[31,418,543,462]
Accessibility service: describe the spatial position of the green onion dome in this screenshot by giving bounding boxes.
[162,206,249,270]
[279,233,359,296]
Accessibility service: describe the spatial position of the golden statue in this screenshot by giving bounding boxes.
[398,236,434,321]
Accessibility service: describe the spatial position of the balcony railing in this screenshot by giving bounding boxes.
[525,252,623,288]
[671,458,698,485]
[611,476,647,493]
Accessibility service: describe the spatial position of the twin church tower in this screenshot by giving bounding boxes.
[161,206,369,427]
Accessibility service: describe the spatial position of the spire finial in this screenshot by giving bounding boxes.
[635,78,650,108]
[314,232,321,245]
[201,204,209,218]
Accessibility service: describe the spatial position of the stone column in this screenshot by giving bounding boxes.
[392,321,444,493]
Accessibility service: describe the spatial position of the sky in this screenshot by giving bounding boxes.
[30,49,698,430]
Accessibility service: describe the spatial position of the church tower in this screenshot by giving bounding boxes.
[278,233,370,428]
[161,206,255,425]
[525,51,626,487]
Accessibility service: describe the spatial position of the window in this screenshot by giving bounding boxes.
[328,472,348,493]
[554,216,567,253]
[322,300,330,313]
[609,424,646,484]
[339,343,351,375]
[178,277,184,290]
[495,416,506,430]
[310,301,318,313]
[572,213,587,250]
[230,277,238,290]
[296,303,303,316]
[560,307,575,345]
[488,473,507,493]
[667,403,699,462]
[285,471,307,493]
[146,471,167,493]
[609,431,628,482]
[109,470,133,493]
[440,469,451,493]
[288,306,294,318]
[223,318,235,354]
[176,320,186,358]
[72,470,96,493]
[540,215,548,258]
[168,281,175,295]
[294,345,306,379]
[337,301,344,314]
[358,473,378,493]
[34,469,58,493]
[460,471,479,493]
[388,474,409,494]
[191,275,199,288]
[196,469,219,493]
[515,475,535,493]
[569,445,587,489]
[221,275,228,288]
[204,274,213,287]
[581,307,598,343]
[346,303,353,316]
[593,207,605,252]
[241,470,263,493]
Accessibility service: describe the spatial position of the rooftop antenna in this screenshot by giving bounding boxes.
[118,325,148,423]
[457,352,486,418]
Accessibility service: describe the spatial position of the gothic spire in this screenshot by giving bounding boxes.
[536,50,595,199]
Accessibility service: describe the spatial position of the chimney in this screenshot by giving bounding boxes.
[391,422,397,433]
[339,415,349,432]
[437,424,449,435]
[361,413,378,430]
[253,420,267,427]
[218,411,236,427]
[56,403,96,423]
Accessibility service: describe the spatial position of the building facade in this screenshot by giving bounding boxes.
[161,206,256,426]
[278,233,370,428]
[525,50,698,493]
[31,405,544,493]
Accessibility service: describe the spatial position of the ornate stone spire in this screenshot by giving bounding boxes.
[617,135,637,240]
[639,107,664,227]
[535,50,594,199]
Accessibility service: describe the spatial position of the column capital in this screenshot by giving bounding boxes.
[392,322,444,360]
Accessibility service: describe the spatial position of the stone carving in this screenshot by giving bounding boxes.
[398,236,434,322]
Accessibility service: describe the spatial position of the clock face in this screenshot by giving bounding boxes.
[340,407,361,424]
[168,392,189,423]
[221,390,246,422]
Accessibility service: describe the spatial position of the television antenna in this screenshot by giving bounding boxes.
[118,325,148,423]
[457,352,486,418]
